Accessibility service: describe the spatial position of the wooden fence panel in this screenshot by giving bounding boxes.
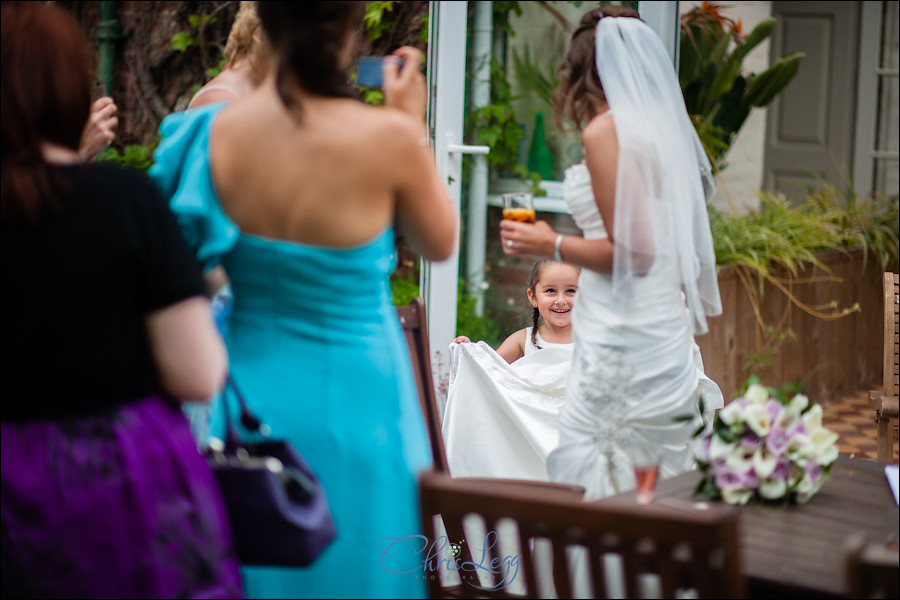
[696,249,891,404]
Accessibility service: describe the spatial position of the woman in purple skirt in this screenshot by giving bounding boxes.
[0,3,243,597]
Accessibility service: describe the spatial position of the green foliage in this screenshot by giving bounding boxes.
[709,180,898,376]
[419,13,430,46]
[710,188,899,278]
[470,58,526,175]
[171,31,199,52]
[804,176,900,272]
[390,273,503,348]
[679,2,803,169]
[96,140,158,172]
[205,56,228,81]
[364,1,401,43]
[390,272,421,308]
[455,282,503,348]
[171,13,218,53]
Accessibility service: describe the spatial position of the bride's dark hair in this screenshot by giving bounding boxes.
[552,5,641,132]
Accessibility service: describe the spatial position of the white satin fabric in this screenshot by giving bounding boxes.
[442,332,573,481]
[546,163,724,500]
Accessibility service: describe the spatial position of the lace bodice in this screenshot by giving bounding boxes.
[562,163,608,240]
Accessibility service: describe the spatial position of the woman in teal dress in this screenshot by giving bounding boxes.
[149,3,456,598]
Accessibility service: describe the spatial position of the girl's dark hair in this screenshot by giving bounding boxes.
[256,1,366,113]
[551,5,641,132]
[1,1,92,223]
[527,257,556,349]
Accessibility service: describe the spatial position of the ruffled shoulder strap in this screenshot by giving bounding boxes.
[149,103,239,270]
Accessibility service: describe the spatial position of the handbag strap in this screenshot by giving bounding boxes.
[222,373,266,452]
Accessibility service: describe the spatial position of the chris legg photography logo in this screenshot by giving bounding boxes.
[380,531,520,591]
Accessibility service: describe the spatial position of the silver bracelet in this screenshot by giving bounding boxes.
[554,234,564,262]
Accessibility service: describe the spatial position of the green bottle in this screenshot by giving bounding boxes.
[527,111,554,180]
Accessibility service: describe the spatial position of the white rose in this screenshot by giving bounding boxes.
[745,383,769,405]
[744,402,772,437]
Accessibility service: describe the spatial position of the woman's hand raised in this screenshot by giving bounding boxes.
[383,46,426,124]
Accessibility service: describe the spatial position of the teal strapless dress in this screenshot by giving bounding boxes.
[150,104,432,599]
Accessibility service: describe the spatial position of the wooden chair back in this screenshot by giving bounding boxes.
[418,469,745,599]
[396,296,449,473]
[883,271,899,400]
[845,534,900,599]
[869,272,899,463]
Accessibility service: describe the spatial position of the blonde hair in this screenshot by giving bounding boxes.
[223,1,272,82]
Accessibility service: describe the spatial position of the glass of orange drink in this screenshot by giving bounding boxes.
[501,193,535,223]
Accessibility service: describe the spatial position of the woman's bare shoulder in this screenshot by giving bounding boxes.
[582,112,616,145]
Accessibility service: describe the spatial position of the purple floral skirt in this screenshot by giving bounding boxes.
[1,395,244,599]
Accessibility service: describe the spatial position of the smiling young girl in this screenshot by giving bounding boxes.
[444,258,580,482]
[454,257,579,363]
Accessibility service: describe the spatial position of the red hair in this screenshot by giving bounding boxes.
[2,1,93,223]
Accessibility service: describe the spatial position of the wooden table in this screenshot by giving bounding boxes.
[598,454,899,598]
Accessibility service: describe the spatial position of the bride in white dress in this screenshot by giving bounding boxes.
[443,258,579,481]
[499,6,724,501]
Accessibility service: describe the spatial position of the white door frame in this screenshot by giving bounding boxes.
[421,1,470,409]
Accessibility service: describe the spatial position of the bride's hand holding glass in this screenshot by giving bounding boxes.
[499,219,557,257]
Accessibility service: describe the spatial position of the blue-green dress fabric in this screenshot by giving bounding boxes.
[149,104,432,599]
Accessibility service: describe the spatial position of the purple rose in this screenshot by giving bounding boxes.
[772,458,791,479]
[740,433,761,452]
[713,464,747,491]
[766,426,791,456]
[766,399,783,422]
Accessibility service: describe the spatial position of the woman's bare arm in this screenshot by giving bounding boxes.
[145,296,227,401]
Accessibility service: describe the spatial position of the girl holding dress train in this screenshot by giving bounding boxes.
[443,258,579,481]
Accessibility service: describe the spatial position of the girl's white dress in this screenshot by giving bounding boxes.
[442,328,573,481]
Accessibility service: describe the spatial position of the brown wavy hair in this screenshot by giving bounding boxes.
[552,5,641,133]
[1,1,92,223]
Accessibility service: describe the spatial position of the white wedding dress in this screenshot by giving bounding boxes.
[442,329,573,481]
[546,162,724,501]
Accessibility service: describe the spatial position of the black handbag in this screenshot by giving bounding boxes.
[207,374,337,567]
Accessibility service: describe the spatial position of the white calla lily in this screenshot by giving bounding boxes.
[802,404,824,432]
[744,402,772,437]
[759,477,787,499]
[709,435,736,461]
[718,401,745,426]
[745,383,769,405]
[721,488,753,505]
[752,449,777,479]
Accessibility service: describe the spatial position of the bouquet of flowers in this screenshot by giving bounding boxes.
[692,378,840,505]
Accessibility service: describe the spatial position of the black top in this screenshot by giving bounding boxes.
[2,162,206,420]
